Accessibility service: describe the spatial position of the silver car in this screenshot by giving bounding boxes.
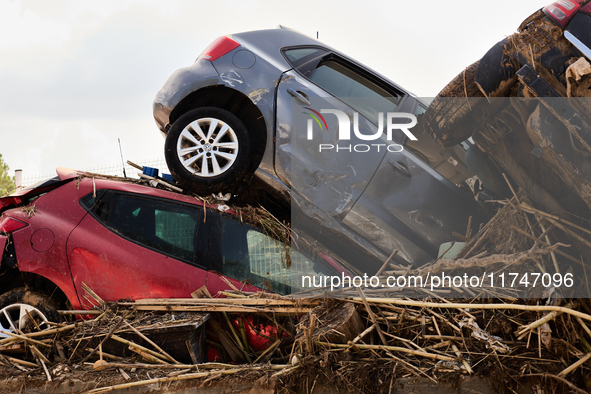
[153,27,488,271]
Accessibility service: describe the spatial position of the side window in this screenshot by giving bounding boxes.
[219,216,338,295]
[80,190,109,220]
[282,47,329,68]
[307,58,400,123]
[82,191,206,265]
[414,103,427,117]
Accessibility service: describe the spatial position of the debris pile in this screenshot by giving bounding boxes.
[2,287,591,392]
[1,174,590,393]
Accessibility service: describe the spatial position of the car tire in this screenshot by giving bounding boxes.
[165,107,252,195]
[0,288,61,334]
[423,61,485,147]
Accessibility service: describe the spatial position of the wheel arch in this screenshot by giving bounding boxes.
[0,270,70,310]
[169,86,268,175]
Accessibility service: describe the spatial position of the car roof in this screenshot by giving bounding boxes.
[79,175,222,211]
[231,27,412,96]
[230,27,321,71]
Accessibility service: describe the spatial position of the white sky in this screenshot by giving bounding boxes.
[1,0,551,180]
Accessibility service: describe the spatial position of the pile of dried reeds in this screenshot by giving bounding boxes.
[1,172,590,393]
[2,287,591,393]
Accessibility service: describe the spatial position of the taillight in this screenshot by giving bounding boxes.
[0,216,28,234]
[197,36,240,62]
[543,0,583,26]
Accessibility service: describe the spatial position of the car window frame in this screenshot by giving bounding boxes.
[288,50,406,111]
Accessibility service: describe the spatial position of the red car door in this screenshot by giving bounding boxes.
[66,190,210,304]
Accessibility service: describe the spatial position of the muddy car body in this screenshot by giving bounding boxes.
[0,168,347,334]
[424,0,591,225]
[154,28,488,271]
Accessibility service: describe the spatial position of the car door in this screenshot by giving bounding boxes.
[275,47,486,267]
[274,47,406,217]
[342,100,488,265]
[66,190,211,302]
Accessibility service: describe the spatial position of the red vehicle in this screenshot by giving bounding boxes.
[0,168,346,335]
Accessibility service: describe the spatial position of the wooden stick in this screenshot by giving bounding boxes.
[0,330,51,348]
[452,231,469,242]
[520,204,591,236]
[347,341,367,357]
[39,357,51,382]
[350,325,375,345]
[84,365,290,394]
[80,311,130,364]
[576,316,591,338]
[517,304,573,339]
[83,362,197,370]
[24,309,42,331]
[465,215,473,239]
[119,368,131,381]
[55,340,67,361]
[219,276,241,293]
[252,339,281,364]
[85,348,123,361]
[136,172,183,193]
[543,216,591,249]
[110,335,171,364]
[129,305,311,314]
[451,343,473,374]
[131,298,320,306]
[222,312,251,363]
[351,298,591,323]
[306,314,316,354]
[4,355,38,368]
[356,288,388,346]
[523,373,587,394]
[315,341,455,362]
[558,353,591,377]
[81,282,105,306]
[186,341,198,365]
[10,320,88,339]
[123,321,180,364]
[375,250,399,277]
[129,346,169,365]
[29,344,51,365]
[538,221,560,274]
[167,368,191,377]
[509,225,581,266]
[59,310,103,315]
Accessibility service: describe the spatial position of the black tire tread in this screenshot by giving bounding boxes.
[424,61,485,147]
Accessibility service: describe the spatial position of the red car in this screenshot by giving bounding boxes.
[0,168,346,334]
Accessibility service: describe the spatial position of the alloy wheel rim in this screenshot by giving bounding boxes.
[0,303,50,338]
[176,117,239,178]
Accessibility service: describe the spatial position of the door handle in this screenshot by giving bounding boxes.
[287,88,311,106]
[388,159,411,177]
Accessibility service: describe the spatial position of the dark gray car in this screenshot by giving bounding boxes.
[153,27,487,271]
